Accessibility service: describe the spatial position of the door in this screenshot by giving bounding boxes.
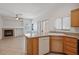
[39,37,49,55]
[37,20,48,36]
[42,20,48,35]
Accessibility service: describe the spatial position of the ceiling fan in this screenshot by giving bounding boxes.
[15,14,23,22]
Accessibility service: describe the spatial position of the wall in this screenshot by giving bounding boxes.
[0,16,26,55]
[2,16,24,36]
[36,4,79,35]
[14,28,24,37]
[2,16,23,28]
[0,16,3,39]
[47,4,79,33]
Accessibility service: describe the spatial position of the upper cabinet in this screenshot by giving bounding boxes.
[71,8,79,27]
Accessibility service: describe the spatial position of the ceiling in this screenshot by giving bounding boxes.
[0,3,79,19]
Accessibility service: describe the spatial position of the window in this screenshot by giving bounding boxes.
[55,16,71,30]
[63,16,71,30]
[55,18,62,29]
[37,20,48,35]
[31,23,37,36]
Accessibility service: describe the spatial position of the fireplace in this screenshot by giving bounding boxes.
[3,29,14,37]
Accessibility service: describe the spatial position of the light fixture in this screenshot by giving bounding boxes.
[16,14,19,20]
[16,17,19,20]
[15,14,24,22]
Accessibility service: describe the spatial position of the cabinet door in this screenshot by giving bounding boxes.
[71,9,79,27]
[27,39,33,55]
[63,37,77,55]
[32,38,39,55]
[50,36,63,52]
[39,37,49,55]
[27,38,39,55]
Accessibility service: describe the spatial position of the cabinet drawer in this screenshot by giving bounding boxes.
[64,45,77,54]
[64,41,77,48]
[64,37,77,44]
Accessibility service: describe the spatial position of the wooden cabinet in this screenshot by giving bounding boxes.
[71,8,79,27]
[50,36,63,53]
[27,36,49,55]
[26,35,79,55]
[27,37,39,55]
[39,37,49,55]
[63,37,78,55]
[27,39,33,55]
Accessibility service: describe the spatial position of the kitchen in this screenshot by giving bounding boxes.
[25,4,79,55]
[0,3,79,55]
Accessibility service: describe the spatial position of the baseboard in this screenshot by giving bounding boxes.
[25,51,67,55]
[50,51,66,55]
[44,52,51,55]
[44,51,67,55]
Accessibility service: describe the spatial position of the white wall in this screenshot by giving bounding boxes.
[36,4,79,35]
[0,16,3,39]
[14,28,24,37]
[2,16,23,28]
[0,16,3,28]
[47,4,79,33]
[0,16,26,55]
[2,16,24,37]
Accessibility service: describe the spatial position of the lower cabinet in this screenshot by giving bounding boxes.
[50,36,63,53]
[27,39,33,55]
[27,36,49,55]
[26,36,79,55]
[63,37,78,55]
[39,37,49,55]
[27,37,39,55]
